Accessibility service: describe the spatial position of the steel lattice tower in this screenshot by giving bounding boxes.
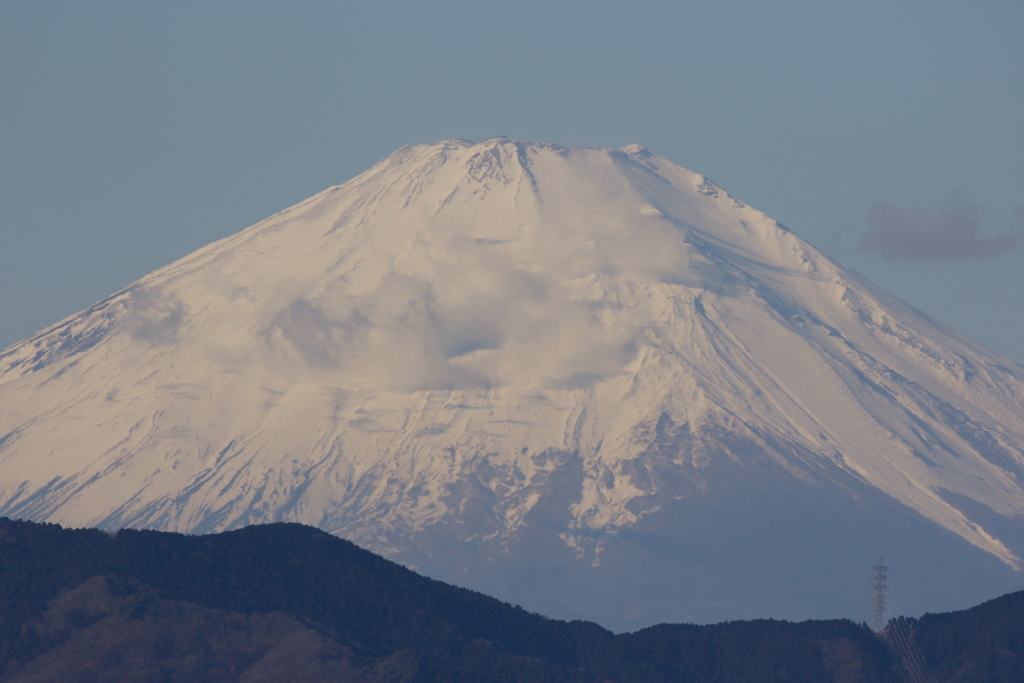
[869,559,936,683]
[872,559,889,633]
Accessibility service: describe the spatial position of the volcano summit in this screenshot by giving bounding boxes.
[2,139,1024,630]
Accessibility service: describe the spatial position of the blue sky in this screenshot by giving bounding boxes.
[2,1,1023,362]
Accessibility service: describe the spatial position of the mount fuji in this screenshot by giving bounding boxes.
[2,138,1024,630]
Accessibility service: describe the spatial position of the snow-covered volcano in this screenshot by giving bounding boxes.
[3,138,1024,629]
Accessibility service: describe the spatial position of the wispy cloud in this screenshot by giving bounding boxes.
[125,287,188,344]
[258,261,642,392]
[252,204,689,391]
[859,196,1023,260]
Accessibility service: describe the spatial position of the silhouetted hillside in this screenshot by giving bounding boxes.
[2,517,1017,682]
[914,590,1024,682]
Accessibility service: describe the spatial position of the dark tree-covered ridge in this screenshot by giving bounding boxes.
[1,517,1018,682]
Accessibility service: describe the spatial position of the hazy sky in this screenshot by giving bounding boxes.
[3,1,1022,362]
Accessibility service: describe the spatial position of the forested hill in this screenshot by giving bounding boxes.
[915,589,1024,682]
[0,518,1018,682]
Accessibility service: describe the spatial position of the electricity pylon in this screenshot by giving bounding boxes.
[872,558,888,634]
[869,559,936,683]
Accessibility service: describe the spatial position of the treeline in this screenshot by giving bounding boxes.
[0,517,1017,682]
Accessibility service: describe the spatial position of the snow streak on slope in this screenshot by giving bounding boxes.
[2,139,1024,624]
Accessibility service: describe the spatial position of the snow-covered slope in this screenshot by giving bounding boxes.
[3,139,1024,629]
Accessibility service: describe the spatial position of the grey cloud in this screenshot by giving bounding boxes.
[272,298,351,369]
[859,197,1023,260]
[125,287,188,343]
